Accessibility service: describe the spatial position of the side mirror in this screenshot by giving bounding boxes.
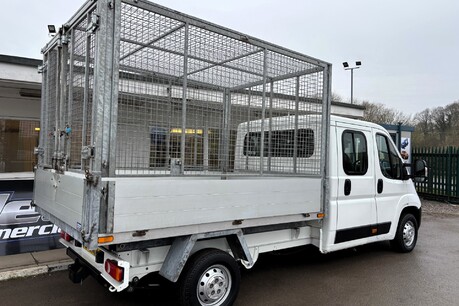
[412,159,427,183]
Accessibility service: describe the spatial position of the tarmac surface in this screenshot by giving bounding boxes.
[0,248,71,282]
[0,199,458,305]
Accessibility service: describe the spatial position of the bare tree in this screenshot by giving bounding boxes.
[331,92,344,102]
[412,108,434,147]
[340,97,459,147]
[361,101,411,125]
[412,100,459,147]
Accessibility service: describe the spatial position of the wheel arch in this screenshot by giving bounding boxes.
[400,205,422,228]
[159,230,253,283]
[391,209,420,252]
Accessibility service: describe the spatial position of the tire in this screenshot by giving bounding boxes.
[177,249,241,306]
[391,213,418,253]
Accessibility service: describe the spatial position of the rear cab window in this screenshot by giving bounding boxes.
[342,130,368,175]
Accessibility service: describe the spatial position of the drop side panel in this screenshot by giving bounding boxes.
[111,177,321,233]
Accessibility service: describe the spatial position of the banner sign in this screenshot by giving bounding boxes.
[400,137,412,164]
[0,180,61,256]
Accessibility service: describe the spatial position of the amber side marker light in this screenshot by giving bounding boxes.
[317,213,325,219]
[98,236,114,244]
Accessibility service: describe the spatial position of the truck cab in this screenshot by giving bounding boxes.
[234,115,425,254]
[321,116,423,253]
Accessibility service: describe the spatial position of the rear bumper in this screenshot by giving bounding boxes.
[66,247,106,285]
[62,239,130,292]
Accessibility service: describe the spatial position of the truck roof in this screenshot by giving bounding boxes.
[236,114,387,134]
[330,115,387,132]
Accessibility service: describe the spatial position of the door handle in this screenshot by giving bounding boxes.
[377,179,383,194]
[344,179,351,196]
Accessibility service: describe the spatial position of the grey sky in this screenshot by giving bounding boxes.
[1,0,457,115]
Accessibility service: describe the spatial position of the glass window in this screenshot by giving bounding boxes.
[0,119,40,173]
[376,134,402,179]
[243,129,314,158]
[149,127,168,168]
[342,131,368,175]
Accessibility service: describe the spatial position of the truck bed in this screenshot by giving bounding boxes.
[35,169,321,244]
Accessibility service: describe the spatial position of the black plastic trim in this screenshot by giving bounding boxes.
[335,222,391,244]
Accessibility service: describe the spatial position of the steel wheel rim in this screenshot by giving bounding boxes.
[197,264,232,306]
[403,220,416,247]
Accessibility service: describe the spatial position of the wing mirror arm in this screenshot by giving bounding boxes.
[401,159,428,182]
[411,159,428,183]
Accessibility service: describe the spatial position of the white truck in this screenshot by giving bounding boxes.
[33,1,427,305]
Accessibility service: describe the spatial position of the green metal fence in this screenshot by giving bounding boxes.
[412,147,459,203]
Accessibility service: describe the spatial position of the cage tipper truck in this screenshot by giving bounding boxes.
[33,0,427,305]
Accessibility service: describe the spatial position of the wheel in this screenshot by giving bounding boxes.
[391,213,418,253]
[177,249,241,306]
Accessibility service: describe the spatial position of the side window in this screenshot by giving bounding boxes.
[243,129,314,157]
[243,132,261,156]
[342,131,368,175]
[297,129,315,158]
[376,134,402,179]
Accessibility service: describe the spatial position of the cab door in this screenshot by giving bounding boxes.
[373,132,411,238]
[335,125,377,245]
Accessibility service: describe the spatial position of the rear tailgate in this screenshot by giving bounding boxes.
[34,169,86,240]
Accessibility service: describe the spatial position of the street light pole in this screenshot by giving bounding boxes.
[342,61,362,104]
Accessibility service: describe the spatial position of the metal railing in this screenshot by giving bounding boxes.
[413,146,459,203]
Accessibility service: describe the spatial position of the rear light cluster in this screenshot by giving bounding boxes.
[105,259,124,282]
[60,230,73,242]
[61,230,124,283]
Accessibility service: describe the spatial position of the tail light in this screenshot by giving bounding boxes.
[60,231,72,242]
[105,259,124,282]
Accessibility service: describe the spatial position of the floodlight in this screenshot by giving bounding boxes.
[342,62,349,68]
[48,25,56,34]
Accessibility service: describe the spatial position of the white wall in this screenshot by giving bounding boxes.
[0,62,41,84]
[0,86,40,120]
[0,62,41,120]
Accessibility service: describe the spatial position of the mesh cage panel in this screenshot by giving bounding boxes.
[44,49,59,166]
[67,11,96,170]
[115,1,326,176]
